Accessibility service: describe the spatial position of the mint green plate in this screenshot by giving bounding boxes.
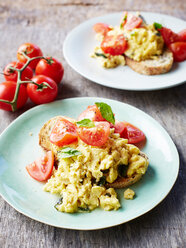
[0,98,179,230]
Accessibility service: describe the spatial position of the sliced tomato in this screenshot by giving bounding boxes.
[178,29,186,42]
[77,121,110,147]
[169,42,186,62]
[123,13,142,30]
[50,118,78,147]
[113,121,126,136]
[78,105,105,122]
[93,23,112,36]
[101,34,128,56]
[158,27,180,46]
[120,122,146,144]
[26,151,54,181]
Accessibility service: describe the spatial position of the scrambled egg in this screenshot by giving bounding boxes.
[44,129,148,213]
[92,22,164,68]
[124,188,135,200]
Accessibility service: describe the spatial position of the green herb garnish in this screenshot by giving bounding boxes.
[153,22,162,30]
[78,206,90,212]
[95,102,115,125]
[76,119,95,128]
[130,31,137,36]
[120,13,127,29]
[118,164,128,177]
[139,14,147,24]
[95,52,107,59]
[97,176,106,186]
[54,197,63,210]
[58,147,81,158]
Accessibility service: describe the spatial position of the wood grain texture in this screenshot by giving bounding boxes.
[0,0,186,247]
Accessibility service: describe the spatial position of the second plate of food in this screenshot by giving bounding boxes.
[0,97,179,230]
[63,12,186,91]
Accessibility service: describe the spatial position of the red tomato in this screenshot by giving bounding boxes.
[123,13,142,30]
[169,42,186,62]
[35,57,64,84]
[26,151,54,181]
[93,23,112,36]
[17,43,43,69]
[78,105,105,122]
[3,61,33,82]
[120,122,146,144]
[77,121,110,147]
[178,29,186,42]
[120,11,128,28]
[101,34,128,56]
[50,118,78,147]
[27,75,58,105]
[158,27,180,46]
[113,121,126,136]
[0,81,28,111]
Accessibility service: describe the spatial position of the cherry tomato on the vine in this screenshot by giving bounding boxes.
[0,81,28,111]
[35,57,64,84]
[17,43,43,69]
[27,75,58,105]
[3,61,33,82]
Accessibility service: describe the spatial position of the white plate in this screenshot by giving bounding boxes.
[63,12,186,91]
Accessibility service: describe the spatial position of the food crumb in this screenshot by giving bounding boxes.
[124,188,135,200]
[29,132,33,136]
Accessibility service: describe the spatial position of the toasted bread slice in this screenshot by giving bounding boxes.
[39,117,148,189]
[125,48,173,75]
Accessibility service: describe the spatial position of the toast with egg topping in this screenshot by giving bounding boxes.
[39,116,149,189]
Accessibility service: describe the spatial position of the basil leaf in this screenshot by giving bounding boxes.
[58,147,81,158]
[78,205,90,212]
[153,22,162,30]
[95,102,115,124]
[76,119,95,128]
[95,52,107,59]
[54,197,63,210]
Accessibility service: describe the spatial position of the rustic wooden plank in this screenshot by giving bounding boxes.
[0,0,186,247]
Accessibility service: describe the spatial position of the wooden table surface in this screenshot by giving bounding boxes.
[0,0,186,247]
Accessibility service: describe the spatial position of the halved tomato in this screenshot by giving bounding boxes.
[26,151,54,181]
[123,13,142,30]
[101,34,128,56]
[77,121,110,146]
[113,121,126,136]
[120,121,146,144]
[178,29,186,42]
[158,27,180,46]
[50,118,78,146]
[169,42,186,62]
[78,105,105,122]
[93,23,112,36]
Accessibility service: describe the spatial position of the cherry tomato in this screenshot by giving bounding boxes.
[93,23,112,36]
[101,34,128,56]
[50,117,78,147]
[123,13,142,30]
[27,75,58,105]
[120,11,128,28]
[113,121,126,136]
[3,61,33,82]
[178,29,186,42]
[77,121,110,147]
[77,105,105,122]
[0,81,28,111]
[26,151,54,181]
[17,43,43,69]
[35,57,64,84]
[120,121,146,144]
[169,42,186,62]
[158,27,180,46]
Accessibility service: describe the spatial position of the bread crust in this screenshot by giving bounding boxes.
[125,49,173,75]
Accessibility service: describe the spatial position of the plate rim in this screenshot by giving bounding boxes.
[63,11,186,91]
[0,97,180,230]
